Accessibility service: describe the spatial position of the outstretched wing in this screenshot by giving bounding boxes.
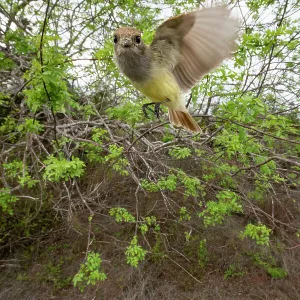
[150,7,239,92]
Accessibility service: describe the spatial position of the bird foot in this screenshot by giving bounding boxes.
[142,99,170,119]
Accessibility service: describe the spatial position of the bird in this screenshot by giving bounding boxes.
[113,6,239,133]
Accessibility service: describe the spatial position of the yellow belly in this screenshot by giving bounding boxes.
[133,71,181,104]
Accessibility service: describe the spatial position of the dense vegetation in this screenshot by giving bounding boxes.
[0,0,299,299]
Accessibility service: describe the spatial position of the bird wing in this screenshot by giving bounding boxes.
[150,7,239,92]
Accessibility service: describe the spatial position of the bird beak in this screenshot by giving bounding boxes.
[121,38,132,48]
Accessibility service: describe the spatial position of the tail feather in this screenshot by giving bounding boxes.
[168,108,201,133]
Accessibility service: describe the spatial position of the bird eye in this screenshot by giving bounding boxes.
[135,36,141,44]
[113,35,118,44]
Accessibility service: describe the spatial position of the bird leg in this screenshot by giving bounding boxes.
[142,102,156,118]
[142,99,170,119]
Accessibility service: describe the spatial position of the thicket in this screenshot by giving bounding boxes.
[0,0,299,298]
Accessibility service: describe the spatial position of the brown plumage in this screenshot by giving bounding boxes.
[168,108,201,133]
[153,7,239,91]
[113,7,239,133]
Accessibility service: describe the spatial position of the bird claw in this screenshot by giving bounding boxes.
[142,103,154,118]
[142,99,170,119]
[154,103,162,118]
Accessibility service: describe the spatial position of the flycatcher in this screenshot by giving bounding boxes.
[113,6,239,133]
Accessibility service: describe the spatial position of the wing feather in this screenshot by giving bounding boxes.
[151,6,239,92]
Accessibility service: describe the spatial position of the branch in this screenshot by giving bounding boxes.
[193,115,300,146]
[168,256,202,285]
[39,0,58,146]
[0,3,32,35]
[255,0,289,97]
[226,119,300,146]
[185,93,193,109]
[127,121,169,152]
[39,0,51,68]
[232,155,300,176]
[232,157,274,176]
[272,103,300,115]
[273,155,300,167]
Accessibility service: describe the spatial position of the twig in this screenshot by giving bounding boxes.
[185,93,193,109]
[12,78,32,105]
[63,58,104,63]
[193,114,300,146]
[85,213,94,258]
[272,103,300,115]
[135,186,140,235]
[286,244,300,250]
[54,120,105,128]
[200,125,224,145]
[39,0,59,147]
[168,256,202,285]
[0,3,32,35]
[256,0,289,97]
[39,0,50,69]
[75,182,93,214]
[232,155,300,176]
[127,121,169,151]
[232,157,274,176]
[273,155,300,167]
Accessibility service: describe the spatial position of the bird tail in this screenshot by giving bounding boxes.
[168,108,201,133]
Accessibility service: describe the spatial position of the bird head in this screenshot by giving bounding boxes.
[113,27,145,57]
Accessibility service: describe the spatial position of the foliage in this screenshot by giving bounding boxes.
[141,170,204,197]
[151,234,167,263]
[198,239,209,268]
[240,224,272,246]
[125,236,148,267]
[141,179,160,192]
[73,252,107,292]
[199,191,243,226]
[179,207,191,221]
[17,119,44,135]
[139,216,160,235]
[0,188,19,215]
[23,47,76,113]
[107,102,144,127]
[157,174,178,192]
[224,264,245,280]
[109,207,136,223]
[3,160,38,188]
[43,155,85,182]
[39,260,72,290]
[251,253,287,279]
[104,145,129,176]
[169,147,192,159]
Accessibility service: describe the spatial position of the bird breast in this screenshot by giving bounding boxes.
[133,69,183,109]
[115,48,152,82]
